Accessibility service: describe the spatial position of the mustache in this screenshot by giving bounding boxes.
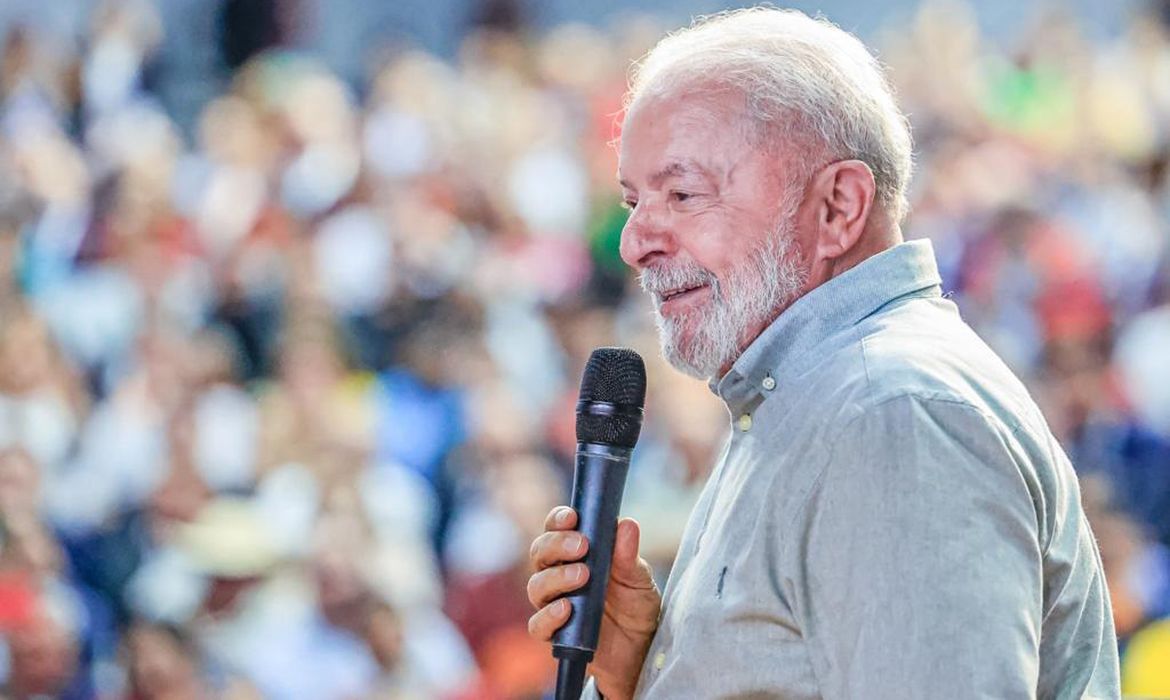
[639,262,719,299]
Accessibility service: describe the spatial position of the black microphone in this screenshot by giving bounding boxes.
[553,347,647,700]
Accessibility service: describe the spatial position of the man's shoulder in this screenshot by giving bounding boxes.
[850,296,1037,429]
[781,294,1046,445]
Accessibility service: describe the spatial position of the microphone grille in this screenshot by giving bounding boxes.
[576,347,646,448]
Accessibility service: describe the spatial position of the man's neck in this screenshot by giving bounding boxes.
[711,226,904,380]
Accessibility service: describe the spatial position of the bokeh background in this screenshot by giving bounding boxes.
[0,0,1169,698]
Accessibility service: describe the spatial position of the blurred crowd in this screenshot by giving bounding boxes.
[0,0,1168,698]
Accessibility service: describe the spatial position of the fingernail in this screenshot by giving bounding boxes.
[566,534,583,554]
[566,564,584,583]
[556,599,569,614]
[556,508,571,525]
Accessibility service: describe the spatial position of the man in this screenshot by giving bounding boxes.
[527,7,1120,700]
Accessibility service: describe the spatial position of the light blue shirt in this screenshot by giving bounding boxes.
[590,239,1120,699]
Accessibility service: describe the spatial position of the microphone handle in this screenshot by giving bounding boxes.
[552,442,632,667]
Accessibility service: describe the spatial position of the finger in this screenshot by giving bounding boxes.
[610,517,654,587]
[543,506,578,532]
[527,598,572,642]
[527,562,590,609]
[528,530,589,570]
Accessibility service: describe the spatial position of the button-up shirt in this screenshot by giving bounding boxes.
[586,239,1119,699]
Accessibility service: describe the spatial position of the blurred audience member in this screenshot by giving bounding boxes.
[122,620,208,700]
[0,1,1166,696]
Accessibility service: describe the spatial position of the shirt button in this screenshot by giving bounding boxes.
[736,414,752,432]
[762,375,776,391]
[653,651,666,670]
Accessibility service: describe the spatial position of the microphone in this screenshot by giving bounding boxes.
[553,347,647,700]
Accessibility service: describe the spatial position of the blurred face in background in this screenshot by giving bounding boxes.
[6,612,78,697]
[618,89,809,379]
[0,449,39,519]
[0,310,55,394]
[125,623,202,700]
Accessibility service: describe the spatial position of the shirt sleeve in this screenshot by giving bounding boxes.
[794,393,1043,699]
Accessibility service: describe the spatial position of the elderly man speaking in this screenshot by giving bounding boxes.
[526,7,1120,699]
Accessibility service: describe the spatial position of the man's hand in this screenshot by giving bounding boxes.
[527,506,661,700]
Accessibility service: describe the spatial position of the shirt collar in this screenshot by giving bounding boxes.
[710,239,943,416]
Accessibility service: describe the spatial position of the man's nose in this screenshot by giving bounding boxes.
[619,202,675,269]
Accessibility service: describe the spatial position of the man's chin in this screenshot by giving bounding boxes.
[660,347,708,379]
[658,325,724,380]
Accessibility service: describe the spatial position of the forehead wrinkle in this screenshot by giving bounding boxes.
[651,159,711,187]
[620,158,720,192]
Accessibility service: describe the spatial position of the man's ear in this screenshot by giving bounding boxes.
[809,159,876,262]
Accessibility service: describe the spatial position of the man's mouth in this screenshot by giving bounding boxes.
[657,283,710,305]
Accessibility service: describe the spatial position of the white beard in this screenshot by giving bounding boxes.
[640,216,807,380]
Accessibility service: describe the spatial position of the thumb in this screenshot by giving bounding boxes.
[610,517,652,586]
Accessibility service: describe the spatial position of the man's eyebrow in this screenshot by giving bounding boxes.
[618,160,714,191]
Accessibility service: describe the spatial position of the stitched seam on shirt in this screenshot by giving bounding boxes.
[778,392,1042,695]
[854,284,941,327]
[857,391,1047,559]
[1004,419,1057,558]
[779,391,1036,571]
[859,329,1018,424]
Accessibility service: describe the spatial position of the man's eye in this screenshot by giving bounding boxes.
[670,191,693,202]
[622,200,637,210]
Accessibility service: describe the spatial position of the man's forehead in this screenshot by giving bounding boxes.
[620,92,729,142]
[617,91,754,185]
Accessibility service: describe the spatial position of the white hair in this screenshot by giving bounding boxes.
[628,7,913,220]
